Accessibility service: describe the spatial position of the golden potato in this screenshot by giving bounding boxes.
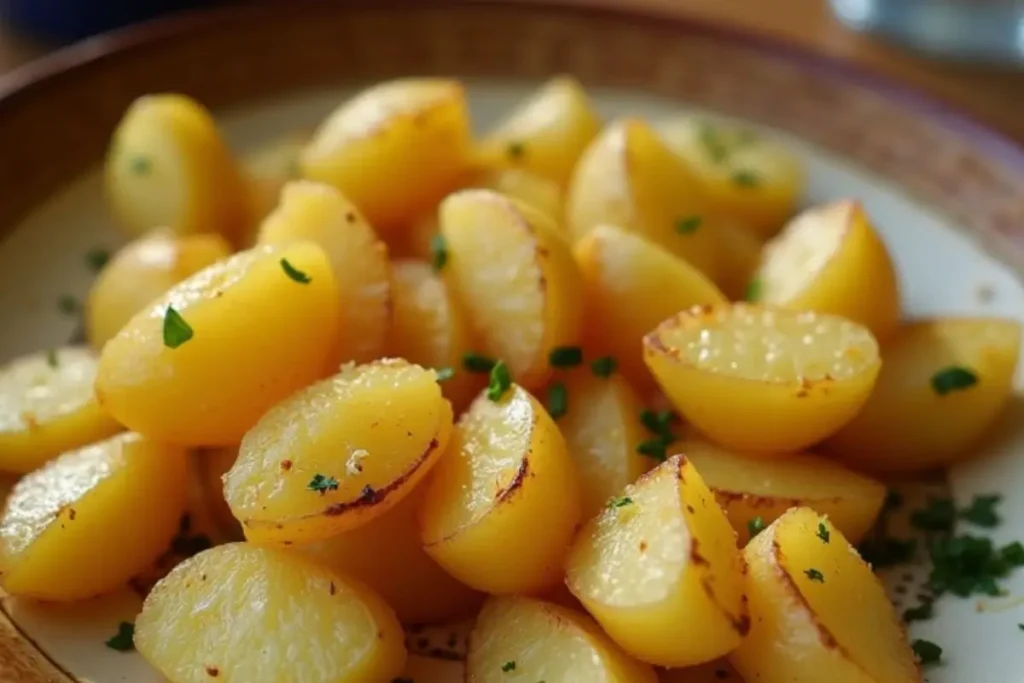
[476,75,601,188]
[0,347,121,474]
[225,359,452,544]
[440,189,582,389]
[96,242,340,446]
[136,543,406,683]
[730,508,919,683]
[659,660,743,683]
[258,181,392,364]
[419,385,582,595]
[566,455,747,667]
[826,318,1021,473]
[567,118,718,277]
[658,116,804,240]
[467,596,658,683]
[298,485,482,624]
[386,259,483,412]
[558,368,651,519]
[0,432,187,600]
[105,94,249,243]
[197,446,243,540]
[680,439,885,545]
[86,229,232,348]
[715,222,763,301]
[644,304,880,453]
[575,224,726,389]
[756,200,900,341]
[241,129,309,237]
[301,78,471,234]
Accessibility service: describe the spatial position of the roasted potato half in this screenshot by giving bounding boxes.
[86,229,232,348]
[681,439,886,545]
[476,75,602,188]
[755,200,900,341]
[730,508,920,683]
[96,242,340,446]
[0,347,121,474]
[0,432,187,600]
[258,181,392,365]
[467,596,658,683]
[566,455,748,668]
[135,543,406,683]
[105,94,249,243]
[567,118,717,277]
[225,359,452,544]
[301,78,471,234]
[827,317,1021,473]
[644,304,880,453]
[419,385,582,595]
[440,189,582,389]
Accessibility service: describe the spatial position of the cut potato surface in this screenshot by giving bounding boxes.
[386,259,482,412]
[420,385,582,595]
[0,432,187,600]
[86,229,232,348]
[476,75,602,188]
[558,368,652,519]
[0,347,121,474]
[96,242,340,446]
[575,224,726,389]
[756,200,900,341]
[566,455,748,667]
[645,304,880,453]
[468,596,658,683]
[105,93,249,243]
[827,318,1021,473]
[258,181,392,364]
[440,189,582,389]
[567,118,718,277]
[225,359,452,544]
[298,485,482,625]
[301,78,471,233]
[680,439,885,545]
[730,508,920,683]
[135,543,406,683]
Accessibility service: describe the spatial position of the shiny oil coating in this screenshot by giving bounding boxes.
[0,348,100,433]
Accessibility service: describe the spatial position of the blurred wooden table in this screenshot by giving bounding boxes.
[2,0,1024,140]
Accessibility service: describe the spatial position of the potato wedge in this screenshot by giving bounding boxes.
[730,508,920,683]
[95,242,339,446]
[558,368,652,519]
[86,229,232,348]
[567,118,718,277]
[258,181,392,364]
[298,485,482,624]
[135,543,406,683]
[659,660,743,683]
[241,129,309,238]
[644,304,880,453]
[386,259,483,412]
[716,222,763,301]
[575,224,726,389]
[440,189,582,389]
[566,455,748,667]
[476,76,601,188]
[826,318,1021,473]
[467,596,658,683]
[197,446,243,540]
[0,432,187,600]
[658,116,804,240]
[225,359,452,544]
[680,439,885,545]
[0,347,121,474]
[105,94,249,243]
[755,200,900,341]
[301,78,471,234]
[419,384,582,595]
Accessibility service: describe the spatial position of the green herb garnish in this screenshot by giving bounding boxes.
[698,125,729,163]
[129,156,151,175]
[748,516,766,539]
[960,494,1002,527]
[608,496,633,509]
[435,367,455,383]
[817,522,830,544]
[430,233,448,272]
[927,534,1024,597]
[547,382,568,420]
[903,600,934,623]
[804,568,824,583]
[858,537,917,569]
[162,306,194,349]
[280,258,311,284]
[590,356,617,378]
[636,436,672,462]
[931,366,978,395]
[744,277,762,302]
[487,361,512,401]
[910,497,956,533]
[675,216,702,235]
[912,639,942,666]
[105,622,135,652]
[732,170,760,188]
[463,352,497,373]
[57,294,79,315]
[307,474,339,494]
[86,247,110,272]
[548,346,583,368]
[507,142,525,160]
[45,349,58,368]
[502,660,516,672]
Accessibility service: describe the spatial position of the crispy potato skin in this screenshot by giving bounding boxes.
[0,432,188,600]
[95,242,340,446]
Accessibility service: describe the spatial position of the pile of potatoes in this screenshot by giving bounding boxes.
[0,76,1019,683]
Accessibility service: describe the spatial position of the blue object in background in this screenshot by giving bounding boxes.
[2,0,211,44]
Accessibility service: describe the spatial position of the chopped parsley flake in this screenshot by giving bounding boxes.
[307,474,339,494]
[547,382,568,420]
[902,600,934,623]
[744,277,762,302]
[732,170,760,188]
[960,494,1002,527]
[435,367,455,383]
[931,366,978,395]
[748,516,766,539]
[430,233,448,272]
[502,660,516,672]
[57,294,79,315]
[858,536,917,569]
[463,352,497,373]
[129,155,151,175]
[548,346,583,368]
[162,306,194,349]
[698,125,729,163]
[636,436,672,462]
[675,216,702,234]
[608,496,633,509]
[910,497,956,533]
[637,408,678,462]
[817,522,830,543]
[280,258,311,284]
[804,568,824,583]
[86,247,110,272]
[927,533,1024,597]
[590,356,617,377]
[507,142,525,160]
[105,622,135,652]
[912,639,942,666]
[487,361,512,401]
[45,349,58,368]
